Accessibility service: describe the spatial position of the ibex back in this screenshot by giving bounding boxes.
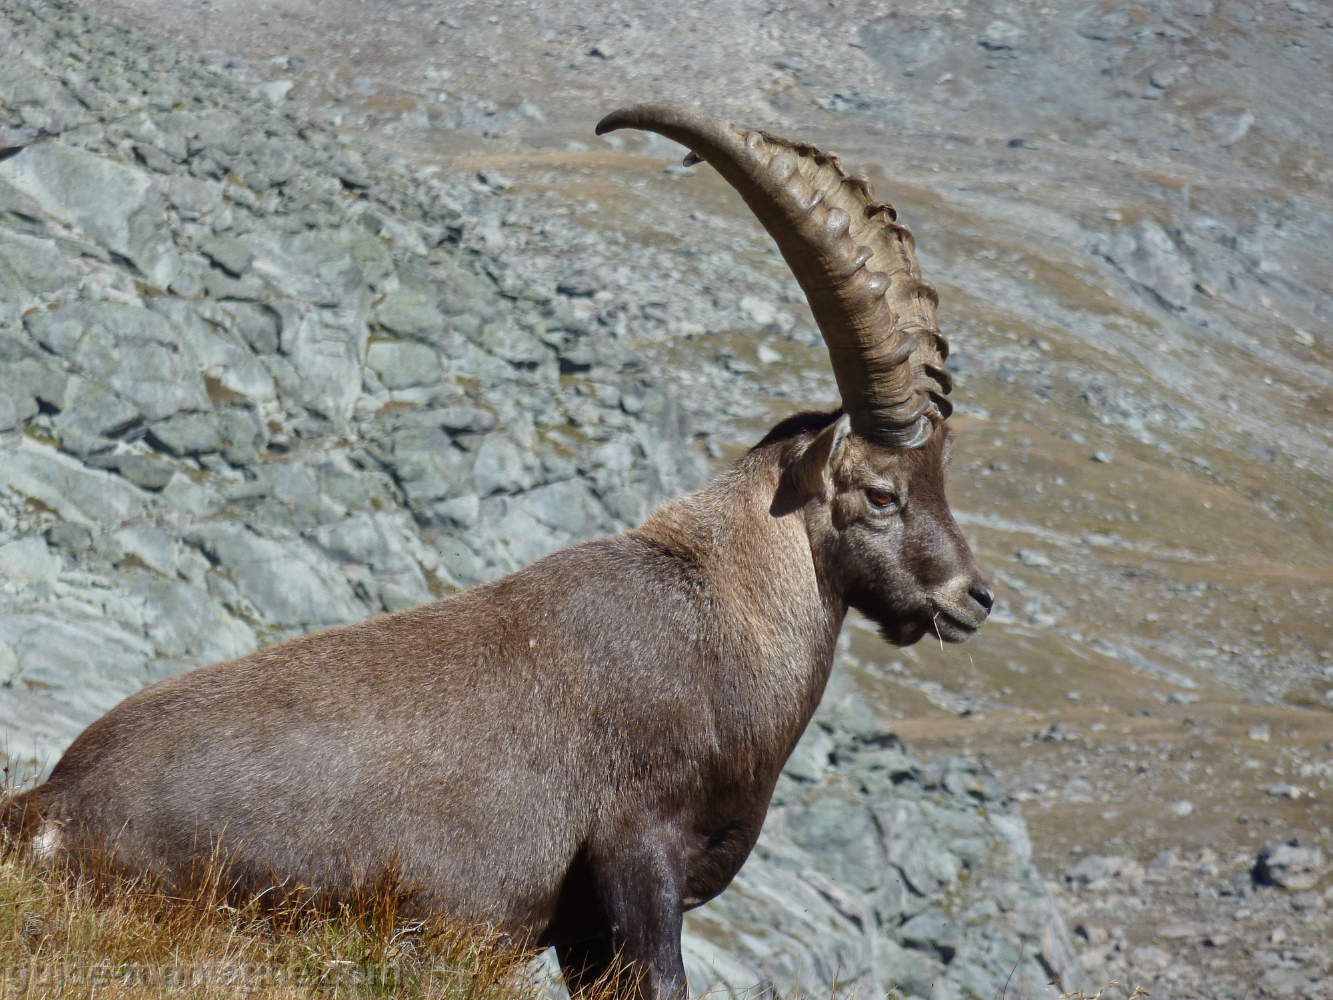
[3,105,991,1000]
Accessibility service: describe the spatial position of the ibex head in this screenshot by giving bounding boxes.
[781,412,989,645]
[599,104,991,646]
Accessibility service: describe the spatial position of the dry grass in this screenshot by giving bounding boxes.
[0,841,1154,1000]
[0,836,554,1000]
[1058,986,1150,1000]
[0,800,1142,1000]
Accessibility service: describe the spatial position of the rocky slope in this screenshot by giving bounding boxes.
[0,2,1079,998]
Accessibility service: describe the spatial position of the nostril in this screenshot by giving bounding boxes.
[970,585,994,614]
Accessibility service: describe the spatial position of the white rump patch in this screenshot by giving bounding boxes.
[33,821,63,860]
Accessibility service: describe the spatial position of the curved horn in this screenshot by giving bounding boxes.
[597,103,950,448]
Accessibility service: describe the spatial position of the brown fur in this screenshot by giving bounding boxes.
[2,411,989,999]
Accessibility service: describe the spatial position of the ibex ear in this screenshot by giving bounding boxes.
[791,414,851,502]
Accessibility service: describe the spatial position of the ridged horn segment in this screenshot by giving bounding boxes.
[596,103,950,448]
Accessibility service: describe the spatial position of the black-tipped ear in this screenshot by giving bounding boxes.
[791,414,851,501]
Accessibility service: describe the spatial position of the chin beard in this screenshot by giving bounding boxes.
[850,595,930,647]
[879,619,929,647]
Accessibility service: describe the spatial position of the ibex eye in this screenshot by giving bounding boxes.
[866,489,899,510]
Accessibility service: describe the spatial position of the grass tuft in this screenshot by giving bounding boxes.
[1059,985,1151,1000]
[0,831,551,1000]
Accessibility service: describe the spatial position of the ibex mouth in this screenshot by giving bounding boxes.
[929,607,986,644]
[927,580,992,644]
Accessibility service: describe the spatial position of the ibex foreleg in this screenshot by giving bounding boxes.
[557,823,689,999]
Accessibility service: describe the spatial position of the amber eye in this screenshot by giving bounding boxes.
[866,488,900,511]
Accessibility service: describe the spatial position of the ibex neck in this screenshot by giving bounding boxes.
[633,451,845,740]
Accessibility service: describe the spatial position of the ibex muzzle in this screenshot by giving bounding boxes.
[2,106,989,1000]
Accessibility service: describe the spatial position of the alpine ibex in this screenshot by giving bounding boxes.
[3,105,991,999]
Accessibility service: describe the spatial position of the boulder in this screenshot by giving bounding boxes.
[476,495,572,570]
[472,433,537,496]
[54,376,141,439]
[0,436,146,526]
[0,142,179,287]
[185,523,366,629]
[222,301,283,355]
[148,411,225,456]
[91,452,177,491]
[0,536,62,585]
[199,234,254,277]
[478,321,551,367]
[313,513,433,610]
[1255,839,1326,891]
[1100,220,1195,310]
[515,479,614,540]
[270,301,367,422]
[375,287,446,339]
[366,339,442,389]
[313,513,419,576]
[898,908,962,963]
[112,521,178,577]
[391,427,474,508]
[0,229,81,305]
[0,354,65,423]
[27,302,210,421]
[242,230,362,307]
[435,406,496,434]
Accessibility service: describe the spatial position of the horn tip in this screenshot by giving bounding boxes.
[594,107,635,136]
[595,103,691,136]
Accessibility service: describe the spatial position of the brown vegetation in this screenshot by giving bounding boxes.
[0,838,555,1000]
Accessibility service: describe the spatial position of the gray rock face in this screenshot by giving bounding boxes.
[199,234,253,277]
[0,537,62,584]
[0,229,81,308]
[313,513,433,611]
[1098,221,1196,310]
[375,287,446,339]
[148,411,225,456]
[1254,839,1326,891]
[27,302,211,423]
[0,395,19,432]
[185,523,365,628]
[0,0,693,720]
[0,5,1079,998]
[0,612,156,761]
[365,339,442,389]
[273,301,368,423]
[391,427,475,509]
[472,433,538,496]
[0,142,179,288]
